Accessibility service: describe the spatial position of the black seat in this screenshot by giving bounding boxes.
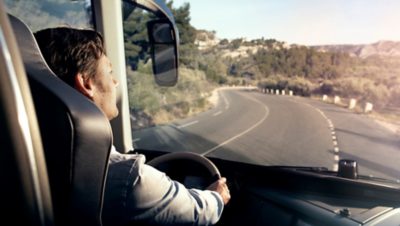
[9,14,112,226]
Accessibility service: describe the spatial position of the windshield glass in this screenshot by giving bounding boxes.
[5,0,93,31]
[124,0,400,182]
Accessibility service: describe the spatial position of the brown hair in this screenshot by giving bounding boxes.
[34,27,105,87]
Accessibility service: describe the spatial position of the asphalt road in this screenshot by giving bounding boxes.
[133,89,400,181]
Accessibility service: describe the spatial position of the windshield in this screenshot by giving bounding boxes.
[5,0,93,31]
[125,0,400,182]
[6,0,399,183]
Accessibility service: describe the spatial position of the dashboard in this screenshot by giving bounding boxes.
[141,149,400,226]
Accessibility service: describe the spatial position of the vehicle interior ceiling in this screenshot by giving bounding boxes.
[8,13,113,226]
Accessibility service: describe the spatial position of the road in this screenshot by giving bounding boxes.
[132,88,400,181]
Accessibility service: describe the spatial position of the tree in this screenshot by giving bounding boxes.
[123,8,151,70]
[219,39,229,45]
[168,2,200,68]
[230,38,243,50]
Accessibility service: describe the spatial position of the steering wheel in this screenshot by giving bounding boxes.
[147,152,221,189]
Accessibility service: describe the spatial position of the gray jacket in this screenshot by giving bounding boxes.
[103,147,224,225]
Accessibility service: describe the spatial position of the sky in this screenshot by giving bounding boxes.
[172,0,400,45]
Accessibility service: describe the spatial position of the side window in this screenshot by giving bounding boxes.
[122,7,156,131]
[5,0,93,32]
[123,3,215,150]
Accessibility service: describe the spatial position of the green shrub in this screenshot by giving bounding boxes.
[258,75,314,96]
[316,81,334,95]
[333,77,391,109]
[127,66,215,125]
[287,77,315,96]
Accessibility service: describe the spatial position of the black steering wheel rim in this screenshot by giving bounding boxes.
[147,152,221,179]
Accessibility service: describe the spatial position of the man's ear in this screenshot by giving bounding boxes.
[74,73,94,99]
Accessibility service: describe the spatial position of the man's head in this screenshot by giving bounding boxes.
[34,27,119,120]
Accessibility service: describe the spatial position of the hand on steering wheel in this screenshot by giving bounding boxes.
[147,152,230,204]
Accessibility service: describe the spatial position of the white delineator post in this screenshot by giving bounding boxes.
[281,90,285,95]
[276,89,279,95]
[334,96,341,104]
[364,102,373,113]
[322,95,328,102]
[349,99,357,109]
[289,90,293,96]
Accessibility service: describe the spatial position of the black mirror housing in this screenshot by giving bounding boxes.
[147,18,179,86]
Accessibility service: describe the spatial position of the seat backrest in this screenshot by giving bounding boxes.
[9,14,113,226]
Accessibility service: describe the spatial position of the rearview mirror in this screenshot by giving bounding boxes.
[147,19,179,86]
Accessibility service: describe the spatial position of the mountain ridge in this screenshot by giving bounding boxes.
[311,40,400,58]
[195,30,400,58]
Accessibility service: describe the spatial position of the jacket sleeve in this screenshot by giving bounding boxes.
[126,158,224,226]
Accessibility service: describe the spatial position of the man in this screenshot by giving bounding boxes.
[34,27,230,225]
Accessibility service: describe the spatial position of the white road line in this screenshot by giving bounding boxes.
[133,138,141,143]
[295,100,341,171]
[221,91,230,110]
[177,120,199,129]
[202,93,270,156]
[213,111,222,116]
[334,147,339,153]
[334,155,340,161]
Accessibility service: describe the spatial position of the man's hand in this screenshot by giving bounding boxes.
[206,177,231,205]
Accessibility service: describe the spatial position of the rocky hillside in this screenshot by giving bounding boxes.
[312,41,400,58]
[195,30,400,59]
[195,30,289,58]
[195,30,219,50]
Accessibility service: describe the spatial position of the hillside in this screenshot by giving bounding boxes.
[192,30,400,110]
[195,30,400,59]
[195,30,291,58]
[312,41,400,58]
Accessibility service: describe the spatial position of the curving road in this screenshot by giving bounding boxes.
[132,88,400,181]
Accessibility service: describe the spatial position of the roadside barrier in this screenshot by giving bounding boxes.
[364,102,373,113]
[319,94,374,114]
[259,88,294,96]
[349,99,357,110]
[334,96,341,104]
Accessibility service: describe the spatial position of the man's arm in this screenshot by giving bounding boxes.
[128,162,227,225]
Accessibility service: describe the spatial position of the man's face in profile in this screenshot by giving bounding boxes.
[90,55,119,120]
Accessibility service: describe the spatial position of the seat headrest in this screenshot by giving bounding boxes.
[8,14,113,226]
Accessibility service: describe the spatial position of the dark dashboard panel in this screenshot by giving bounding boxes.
[138,149,400,226]
[220,185,400,226]
[212,159,400,226]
